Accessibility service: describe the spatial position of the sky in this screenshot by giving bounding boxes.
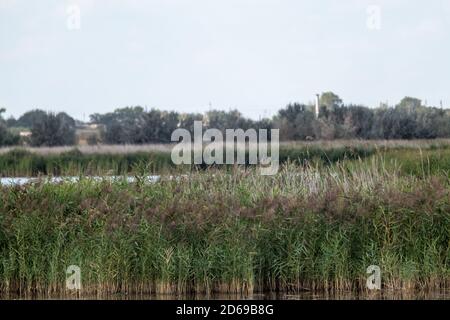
[1,0,450,121]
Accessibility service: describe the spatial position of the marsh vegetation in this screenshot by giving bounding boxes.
[0,140,448,298]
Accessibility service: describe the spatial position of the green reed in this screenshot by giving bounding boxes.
[0,144,379,177]
[0,159,448,296]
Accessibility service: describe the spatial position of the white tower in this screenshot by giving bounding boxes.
[315,94,320,118]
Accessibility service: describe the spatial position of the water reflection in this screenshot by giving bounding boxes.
[2,290,448,300]
[0,176,161,186]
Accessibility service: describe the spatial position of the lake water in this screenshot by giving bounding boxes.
[0,176,162,186]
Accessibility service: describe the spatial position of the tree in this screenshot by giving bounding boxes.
[205,109,252,132]
[398,97,422,110]
[320,92,343,109]
[155,111,180,142]
[85,94,450,143]
[6,117,17,127]
[275,103,316,140]
[92,107,182,144]
[0,108,20,146]
[16,109,48,128]
[92,107,147,144]
[178,113,204,134]
[30,112,76,146]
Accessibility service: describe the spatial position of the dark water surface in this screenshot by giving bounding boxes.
[2,290,448,300]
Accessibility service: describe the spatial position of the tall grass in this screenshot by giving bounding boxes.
[3,140,450,177]
[0,160,448,297]
[0,148,175,177]
[0,144,380,177]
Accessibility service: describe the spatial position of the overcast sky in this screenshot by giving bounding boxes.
[1,0,450,121]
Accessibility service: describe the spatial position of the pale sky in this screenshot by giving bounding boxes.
[1,0,450,121]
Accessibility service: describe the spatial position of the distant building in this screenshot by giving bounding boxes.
[75,123,103,145]
[19,131,32,137]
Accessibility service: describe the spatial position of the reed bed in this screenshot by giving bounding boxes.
[0,148,175,177]
[1,139,450,156]
[4,140,450,177]
[0,160,448,297]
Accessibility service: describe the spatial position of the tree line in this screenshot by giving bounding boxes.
[1,92,449,147]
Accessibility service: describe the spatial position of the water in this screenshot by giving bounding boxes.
[2,290,448,300]
[0,176,162,186]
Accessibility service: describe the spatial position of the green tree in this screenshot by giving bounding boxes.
[320,92,343,109]
[398,97,422,110]
[16,109,48,128]
[31,112,76,146]
[0,108,20,146]
[275,103,316,140]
